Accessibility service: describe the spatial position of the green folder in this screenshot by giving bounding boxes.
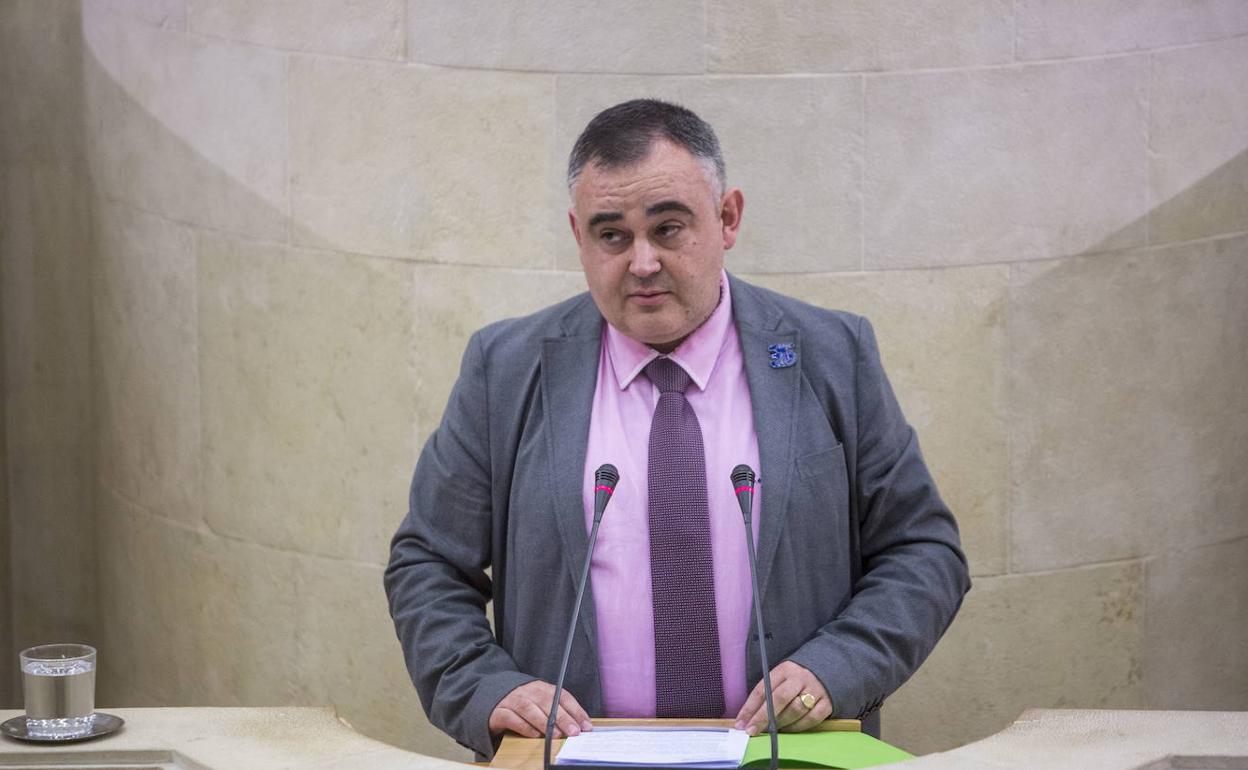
[740,732,914,769]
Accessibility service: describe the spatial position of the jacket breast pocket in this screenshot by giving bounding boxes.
[796,443,848,481]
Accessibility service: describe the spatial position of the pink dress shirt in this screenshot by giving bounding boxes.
[581,271,762,718]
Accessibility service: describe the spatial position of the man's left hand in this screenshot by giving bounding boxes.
[733,660,832,736]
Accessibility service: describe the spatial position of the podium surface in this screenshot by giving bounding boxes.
[1,708,1245,769]
[491,718,862,770]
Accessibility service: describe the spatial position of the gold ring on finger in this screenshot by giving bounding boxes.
[799,692,818,710]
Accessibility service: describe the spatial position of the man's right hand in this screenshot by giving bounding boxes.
[488,680,594,739]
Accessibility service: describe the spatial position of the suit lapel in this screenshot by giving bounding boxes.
[730,276,800,598]
[541,297,604,657]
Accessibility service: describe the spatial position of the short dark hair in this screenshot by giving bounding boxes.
[567,99,726,195]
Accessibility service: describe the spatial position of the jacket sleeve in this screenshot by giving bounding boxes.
[786,316,972,720]
[383,332,535,758]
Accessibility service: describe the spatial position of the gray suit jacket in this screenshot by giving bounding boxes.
[385,274,971,758]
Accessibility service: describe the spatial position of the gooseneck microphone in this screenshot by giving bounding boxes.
[732,464,779,770]
[543,464,619,770]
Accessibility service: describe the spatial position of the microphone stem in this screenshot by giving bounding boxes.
[544,514,605,770]
[744,513,779,770]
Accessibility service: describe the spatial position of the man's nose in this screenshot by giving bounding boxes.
[628,237,661,278]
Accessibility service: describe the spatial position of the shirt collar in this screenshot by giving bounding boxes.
[605,270,733,392]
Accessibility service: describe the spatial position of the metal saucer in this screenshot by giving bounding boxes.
[1,713,124,743]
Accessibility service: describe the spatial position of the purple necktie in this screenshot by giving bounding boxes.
[645,357,725,718]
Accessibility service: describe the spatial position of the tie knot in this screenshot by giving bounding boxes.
[644,357,693,395]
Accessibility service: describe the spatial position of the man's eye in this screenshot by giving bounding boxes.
[656,223,683,239]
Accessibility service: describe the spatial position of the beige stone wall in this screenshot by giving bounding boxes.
[2,0,1245,758]
[1,0,97,711]
[0,222,9,708]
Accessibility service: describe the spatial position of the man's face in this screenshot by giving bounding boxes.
[570,140,744,352]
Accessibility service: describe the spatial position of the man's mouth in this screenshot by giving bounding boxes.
[628,289,670,305]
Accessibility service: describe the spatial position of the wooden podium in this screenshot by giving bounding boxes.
[491,718,862,770]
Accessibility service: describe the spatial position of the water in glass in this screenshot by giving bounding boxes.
[21,651,96,739]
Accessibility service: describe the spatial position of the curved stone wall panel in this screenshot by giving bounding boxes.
[288,56,557,266]
[708,0,1015,74]
[1149,35,1248,244]
[83,3,288,240]
[1145,538,1248,710]
[197,232,419,563]
[94,200,201,528]
[91,0,184,29]
[865,57,1149,269]
[408,0,706,73]
[884,561,1146,753]
[1015,0,1248,60]
[187,0,405,59]
[1009,236,1248,573]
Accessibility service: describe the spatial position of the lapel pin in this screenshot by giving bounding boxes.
[768,343,796,369]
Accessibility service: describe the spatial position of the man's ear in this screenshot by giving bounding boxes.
[569,209,583,247]
[720,188,745,250]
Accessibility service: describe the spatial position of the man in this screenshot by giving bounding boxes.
[385,99,970,759]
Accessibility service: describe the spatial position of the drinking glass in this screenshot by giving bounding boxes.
[20,643,97,739]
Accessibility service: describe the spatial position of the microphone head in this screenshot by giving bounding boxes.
[731,464,756,490]
[595,463,619,493]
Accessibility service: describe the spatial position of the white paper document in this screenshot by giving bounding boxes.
[555,727,749,767]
